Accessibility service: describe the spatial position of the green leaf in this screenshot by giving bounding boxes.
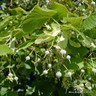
[0,36,10,42]
[49,2,69,20]
[0,44,13,56]
[7,91,18,96]
[67,17,83,29]
[65,57,84,70]
[58,30,71,49]
[77,61,84,69]
[0,87,7,95]
[72,26,90,47]
[82,13,96,30]
[35,80,53,96]
[0,10,4,14]
[22,5,55,33]
[12,29,25,39]
[69,39,81,48]
[35,35,54,44]
[34,24,59,44]
[0,16,12,31]
[68,43,89,58]
[44,23,61,36]
[9,7,27,15]
[25,63,31,69]
[18,40,35,50]
[84,28,96,39]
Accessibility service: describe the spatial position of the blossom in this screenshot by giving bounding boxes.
[43,70,48,75]
[26,56,30,61]
[59,36,65,41]
[91,1,95,5]
[66,55,71,60]
[81,69,85,73]
[48,64,52,69]
[14,76,18,81]
[60,50,66,55]
[45,50,49,55]
[8,73,13,77]
[56,71,62,78]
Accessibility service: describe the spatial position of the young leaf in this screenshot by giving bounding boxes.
[35,35,54,44]
[58,31,69,49]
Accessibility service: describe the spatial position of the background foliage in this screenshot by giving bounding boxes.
[0,0,96,96]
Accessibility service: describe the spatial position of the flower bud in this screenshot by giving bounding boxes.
[91,1,95,5]
[60,50,66,55]
[14,76,18,81]
[45,50,49,55]
[67,72,72,77]
[56,71,62,78]
[81,69,85,73]
[26,56,30,61]
[48,64,52,69]
[92,68,96,74]
[66,55,71,60]
[8,73,13,77]
[43,70,48,75]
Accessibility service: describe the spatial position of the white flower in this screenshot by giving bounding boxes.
[46,25,51,30]
[10,21,13,24]
[26,56,30,61]
[46,0,50,3]
[48,64,52,69]
[88,86,92,90]
[60,50,66,55]
[8,73,13,77]
[91,1,95,5]
[16,2,19,4]
[1,3,6,10]
[37,58,41,62]
[2,17,5,19]
[54,45,61,49]
[92,68,96,73]
[66,55,71,60]
[82,9,86,11]
[17,89,23,92]
[43,70,48,75]
[81,69,85,73]
[80,84,84,87]
[88,77,91,80]
[59,36,65,41]
[14,76,18,81]
[92,84,95,88]
[79,3,81,6]
[16,50,19,53]
[56,71,62,78]
[91,42,96,47]
[45,50,49,55]
[51,29,60,37]
[2,3,6,5]
[12,48,15,52]
[5,27,7,30]
[67,72,72,77]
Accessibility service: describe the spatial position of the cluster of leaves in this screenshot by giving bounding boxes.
[0,0,96,96]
